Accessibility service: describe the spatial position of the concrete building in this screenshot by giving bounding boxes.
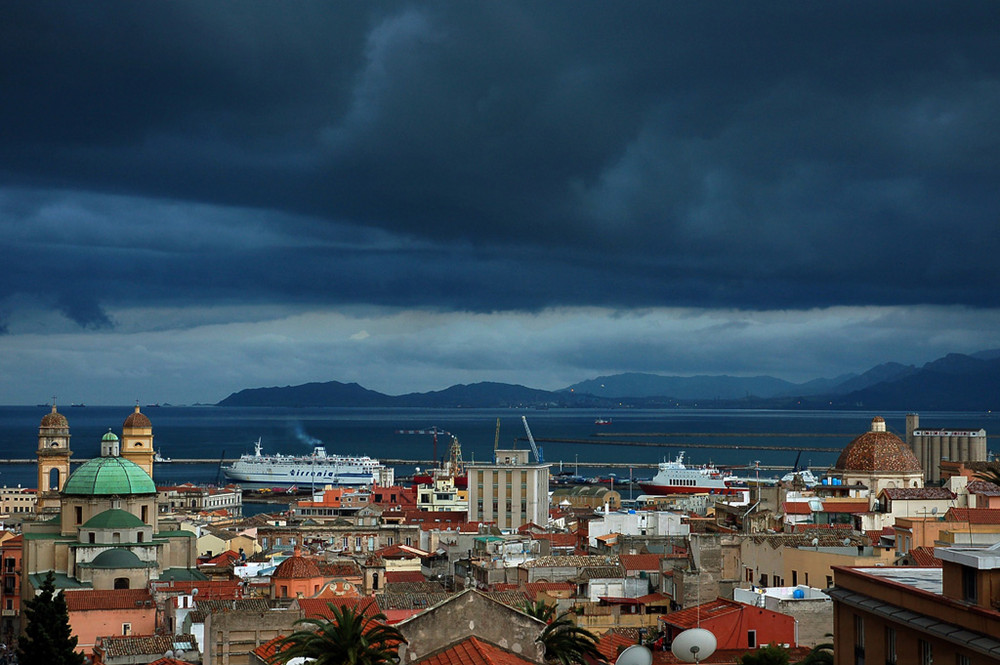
[829,541,1000,664]
[0,486,37,518]
[907,413,988,484]
[587,509,689,548]
[467,448,550,531]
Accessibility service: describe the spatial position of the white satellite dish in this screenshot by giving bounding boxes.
[671,628,717,663]
[615,645,652,665]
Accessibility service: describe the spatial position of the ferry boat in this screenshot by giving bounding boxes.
[222,438,393,488]
[594,417,613,425]
[638,452,745,495]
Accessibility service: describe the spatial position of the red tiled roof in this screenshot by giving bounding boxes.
[99,634,197,658]
[660,598,742,629]
[524,582,575,599]
[909,547,943,567]
[529,532,578,548]
[782,502,813,515]
[596,631,635,662]
[203,550,240,566]
[415,636,538,665]
[966,480,1000,497]
[880,487,956,500]
[296,596,382,620]
[619,553,661,572]
[152,579,243,600]
[64,588,153,611]
[251,635,286,662]
[945,508,1000,524]
[835,419,922,473]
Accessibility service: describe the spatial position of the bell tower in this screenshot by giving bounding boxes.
[36,403,73,514]
[121,404,154,478]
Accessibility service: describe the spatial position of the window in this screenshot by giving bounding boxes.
[281,585,288,598]
[137,532,144,543]
[919,640,932,665]
[141,505,148,523]
[792,570,798,586]
[854,614,865,665]
[885,627,896,665]
[114,578,130,590]
[88,532,96,544]
[75,506,83,525]
[962,566,978,603]
[122,622,131,636]
[747,630,756,648]
[957,655,971,665]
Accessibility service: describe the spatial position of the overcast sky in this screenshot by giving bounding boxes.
[2,2,999,405]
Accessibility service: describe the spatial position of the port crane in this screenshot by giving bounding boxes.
[520,416,543,463]
[395,426,452,468]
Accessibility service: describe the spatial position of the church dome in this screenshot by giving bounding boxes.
[835,416,923,473]
[40,405,69,428]
[90,548,146,569]
[272,552,321,579]
[102,430,119,443]
[83,508,146,530]
[123,405,151,429]
[62,456,156,496]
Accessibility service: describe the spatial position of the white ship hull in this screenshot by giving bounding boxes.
[222,439,392,488]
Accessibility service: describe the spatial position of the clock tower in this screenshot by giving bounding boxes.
[121,404,154,478]
[36,403,72,513]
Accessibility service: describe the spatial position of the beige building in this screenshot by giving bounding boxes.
[21,408,205,603]
[0,486,36,518]
[467,449,549,530]
[416,473,468,512]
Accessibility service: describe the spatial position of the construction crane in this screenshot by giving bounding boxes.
[395,426,452,467]
[520,416,543,463]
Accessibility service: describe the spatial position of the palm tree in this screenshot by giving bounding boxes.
[269,603,406,665]
[796,637,833,665]
[522,599,557,622]
[973,466,1000,487]
[536,611,604,665]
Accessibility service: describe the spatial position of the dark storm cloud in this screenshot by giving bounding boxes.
[2,2,999,325]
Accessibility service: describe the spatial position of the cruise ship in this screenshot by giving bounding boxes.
[223,438,393,488]
[638,452,745,495]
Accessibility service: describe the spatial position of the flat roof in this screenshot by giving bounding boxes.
[850,566,942,594]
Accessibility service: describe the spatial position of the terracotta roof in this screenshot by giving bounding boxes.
[195,598,270,614]
[909,547,943,567]
[945,508,1000,524]
[782,502,813,515]
[618,553,661,572]
[64,588,153,611]
[967,480,1000,497]
[596,631,636,662]
[415,635,539,665]
[40,405,69,428]
[99,634,197,658]
[251,635,286,662]
[296,596,382,620]
[660,598,742,629]
[524,582,575,599]
[272,554,322,579]
[202,550,240,566]
[151,579,243,600]
[386,570,428,584]
[123,405,152,428]
[834,418,922,473]
[880,487,956,500]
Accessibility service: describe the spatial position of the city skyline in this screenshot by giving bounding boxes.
[2,3,999,405]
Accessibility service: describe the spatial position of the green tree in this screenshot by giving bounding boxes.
[536,611,604,665]
[522,599,557,622]
[736,644,791,665]
[17,571,86,665]
[269,603,406,665]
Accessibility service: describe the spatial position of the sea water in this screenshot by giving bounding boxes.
[0,406,995,491]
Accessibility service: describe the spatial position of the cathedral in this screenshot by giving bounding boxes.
[21,405,205,601]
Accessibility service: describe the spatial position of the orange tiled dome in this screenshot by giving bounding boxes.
[40,405,68,428]
[123,405,152,428]
[272,553,321,580]
[835,416,922,473]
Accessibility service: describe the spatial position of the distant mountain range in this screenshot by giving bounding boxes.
[217,349,1000,411]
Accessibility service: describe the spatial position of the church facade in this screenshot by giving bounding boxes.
[21,405,205,603]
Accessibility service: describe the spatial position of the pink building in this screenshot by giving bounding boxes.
[64,588,156,654]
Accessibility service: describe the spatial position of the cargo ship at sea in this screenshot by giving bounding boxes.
[638,452,745,495]
[223,438,394,488]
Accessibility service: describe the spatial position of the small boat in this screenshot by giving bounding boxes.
[594,417,612,425]
[154,449,172,463]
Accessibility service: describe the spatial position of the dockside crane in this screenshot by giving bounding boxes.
[520,416,543,464]
[395,426,452,468]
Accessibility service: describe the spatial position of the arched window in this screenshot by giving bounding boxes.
[49,468,61,492]
[114,577,130,589]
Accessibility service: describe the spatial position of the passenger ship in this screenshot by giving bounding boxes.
[223,438,393,488]
[638,452,744,495]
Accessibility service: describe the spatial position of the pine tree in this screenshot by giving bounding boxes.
[17,571,86,665]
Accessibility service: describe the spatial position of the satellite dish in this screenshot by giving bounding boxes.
[163,650,174,659]
[671,628,717,663]
[191,587,199,596]
[843,537,851,546]
[615,645,653,665]
[931,507,938,515]
[811,537,819,547]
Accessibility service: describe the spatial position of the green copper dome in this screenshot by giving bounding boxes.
[101,430,119,442]
[82,508,146,530]
[89,548,146,569]
[62,456,156,496]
